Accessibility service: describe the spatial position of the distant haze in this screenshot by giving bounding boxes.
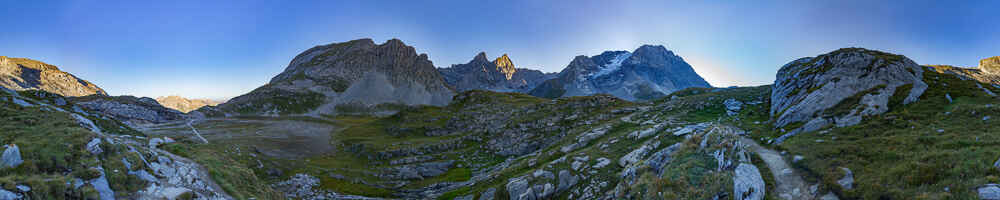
[0,0,997,99]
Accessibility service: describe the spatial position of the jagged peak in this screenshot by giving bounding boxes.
[493,54,516,80]
[473,52,489,62]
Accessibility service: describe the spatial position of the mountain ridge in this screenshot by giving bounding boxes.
[0,56,107,97]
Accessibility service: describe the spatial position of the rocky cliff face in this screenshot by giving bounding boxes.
[981,56,1000,75]
[0,56,106,97]
[217,39,455,116]
[438,53,556,93]
[155,96,224,113]
[529,45,711,101]
[770,48,928,143]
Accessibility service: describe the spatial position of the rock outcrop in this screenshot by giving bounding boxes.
[771,48,927,143]
[529,45,711,101]
[982,56,1000,75]
[71,95,187,126]
[216,38,455,116]
[0,56,106,97]
[155,96,224,113]
[438,53,555,93]
[924,56,1000,86]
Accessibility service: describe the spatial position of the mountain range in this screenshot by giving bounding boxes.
[154,96,224,113]
[3,39,1000,200]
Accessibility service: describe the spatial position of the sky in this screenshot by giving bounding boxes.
[1,0,998,99]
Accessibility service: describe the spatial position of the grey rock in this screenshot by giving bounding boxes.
[838,167,854,190]
[14,185,29,192]
[646,143,682,175]
[479,187,496,200]
[673,122,711,136]
[946,93,953,103]
[506,177,531,200]
[11,97,32,107]
[54,97,67,106]
[454,194,475,200]
[724,98,744,116]
[771,48,927,134]
[593,157,611,169]
[733,163,765,200]
[793,155,804,163]
[86,138,103,155]
[88,167,116,200]
[0,188,20,200]
[532,170,555,180]
[979,184,1000,200]
[73,96,186,125]
[557,170,579,192]
[620,140,660,167]
[1,144,23,168]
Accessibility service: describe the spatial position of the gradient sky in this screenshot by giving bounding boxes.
[1,0,997,99]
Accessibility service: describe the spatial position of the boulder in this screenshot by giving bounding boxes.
[979,184,1000,200]
[1,144,23,168]
[506,177,531,200]
[619,140,660,167]
[86,138,103,155]
[646,143,682,175]
[733,163,766,200]
[771,48,927,141]
[724,98,744,116]
[593,157,611,169]
[557,170,579,192]
[838,167,854,190]
[0,189,20,200]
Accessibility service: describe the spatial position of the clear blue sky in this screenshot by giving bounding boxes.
[1,0,997,99]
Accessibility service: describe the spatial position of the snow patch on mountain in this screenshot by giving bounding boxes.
[592,52,632,78]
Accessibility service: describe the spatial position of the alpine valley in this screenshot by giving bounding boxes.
[2,38,1000,200]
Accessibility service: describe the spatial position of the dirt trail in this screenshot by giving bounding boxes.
[740,137,815,200]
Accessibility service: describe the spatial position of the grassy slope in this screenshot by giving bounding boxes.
[774,69,1000,199]
[0,91,147,199]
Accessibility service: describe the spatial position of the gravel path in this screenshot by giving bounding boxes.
[740,137,815,200]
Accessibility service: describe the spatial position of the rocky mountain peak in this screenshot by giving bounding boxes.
[630,45,679,64]
[473,52,489,62]
[493,54,516,80]
[219,38,454,115]
[0,56,106,97]
[980,56,1000,74]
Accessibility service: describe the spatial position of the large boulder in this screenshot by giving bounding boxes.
[771,48,927,143]
[733,163,766,200]
[1,144,23,168]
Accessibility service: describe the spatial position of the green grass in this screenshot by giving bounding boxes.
[0,92,147,199]
[161,142,283,199]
